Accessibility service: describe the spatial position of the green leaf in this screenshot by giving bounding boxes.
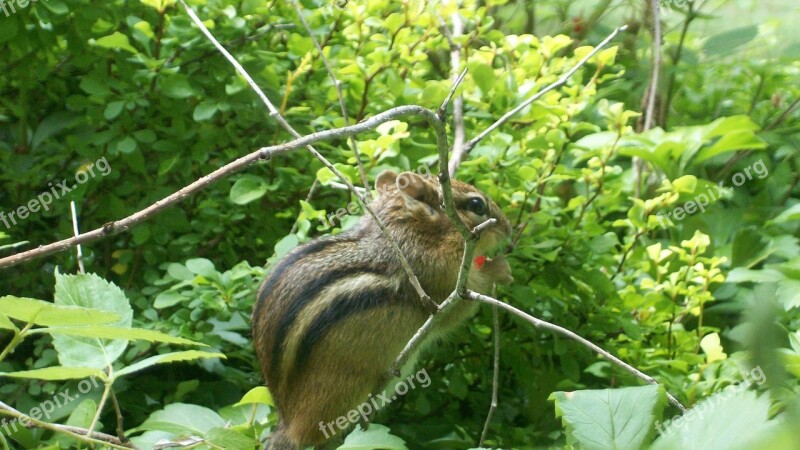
[0,313,16,331]
[651,389,772,450]
[160,74,196,99]
[93,32,139,54]
[549,385,666,450]
[42,0,69,15]
[39,326,205,346]
[185,258,216,277]
[193,101,218,121]
[0,367,105,381]
[153,291,185,309]
[0,296,119,327]
[52,272,133,369]
[140,0,176,13]
[768,204,800,225]
[338,424,408,450]
[235,386,274,407]
[103,101,125,120]
[703,25,758,56]
[206,427,261,450]
[114,351,225,379]
[116,136,138,154]
[776,279,800,310]
[469,62,495,93]
[130,403,226,435]
[230,175,268,205]
[66,399,98,429]
[691,130,766,166]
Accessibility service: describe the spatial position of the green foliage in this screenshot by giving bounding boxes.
[1,0,799,448]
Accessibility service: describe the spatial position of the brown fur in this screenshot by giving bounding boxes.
[252,171,512,449]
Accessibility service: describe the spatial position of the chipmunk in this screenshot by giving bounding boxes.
[252,170,513,449]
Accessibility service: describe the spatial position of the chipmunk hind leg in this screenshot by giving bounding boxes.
[265,420,298,450]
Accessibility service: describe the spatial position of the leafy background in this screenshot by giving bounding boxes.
[0,0,799,448]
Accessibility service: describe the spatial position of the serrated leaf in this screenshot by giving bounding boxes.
[114,351,225,379]
[39,326,205,347]
[52,272,133,369]
[0,296,119,327]
[550,385,666,450]
[651,389,772,450]
[0,367,105,381]
[768,204,800,225]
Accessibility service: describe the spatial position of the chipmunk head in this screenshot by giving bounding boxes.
[373,170,512,285]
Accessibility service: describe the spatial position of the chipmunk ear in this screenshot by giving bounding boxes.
[395,171,440,216]
[375,170,398,195]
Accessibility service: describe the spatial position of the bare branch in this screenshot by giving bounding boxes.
[467,291,688,413]
[0,105,438,269]
[462,25,628,154]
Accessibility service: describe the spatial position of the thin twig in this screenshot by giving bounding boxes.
[178,0,437,311]
[0,401,133,449]
[289,0,371,195]
[109,389,126,443]
[467,291,688,413]
[462,25,628,154]
[69,201,85,273]
[635,0,661,198]
[438,11,467,176]
[643,0,661,132]
[479,302,501,446]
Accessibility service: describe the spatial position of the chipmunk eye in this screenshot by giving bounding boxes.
[465,197,487,216]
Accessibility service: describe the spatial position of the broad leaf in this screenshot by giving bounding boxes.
[130,403,226,435]
[549,385,666,450]
[52,272,133,369]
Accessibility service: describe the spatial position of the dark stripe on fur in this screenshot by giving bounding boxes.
[270,266,386,379]
[253,237,340,332]
[293,285,397,374]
